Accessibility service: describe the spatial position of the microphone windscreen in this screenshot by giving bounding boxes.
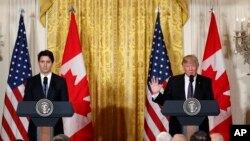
[43,76,48,85]
[189,75,194,82]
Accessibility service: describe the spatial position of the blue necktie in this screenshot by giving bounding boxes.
[187,76,194,98]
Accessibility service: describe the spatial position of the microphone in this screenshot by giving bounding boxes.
[43,76,48,86]
[189,75,194,83]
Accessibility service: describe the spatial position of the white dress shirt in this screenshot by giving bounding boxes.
[40,72,52,91]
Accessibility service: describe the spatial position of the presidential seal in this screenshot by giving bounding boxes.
[183,98,201,116]
[36,99,54,117]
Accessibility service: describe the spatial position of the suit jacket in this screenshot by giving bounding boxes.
[23,73,68,141]
[153,74,214,136]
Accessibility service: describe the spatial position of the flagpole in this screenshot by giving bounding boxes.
[45,11,48,50]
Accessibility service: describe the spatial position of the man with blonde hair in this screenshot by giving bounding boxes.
[150,54,214,136]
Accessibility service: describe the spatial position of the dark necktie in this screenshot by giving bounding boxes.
[187,75,194,98]
[43,76,48,96]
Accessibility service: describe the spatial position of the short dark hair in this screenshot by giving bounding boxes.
[190,131,211,141]
[38,50,54,63]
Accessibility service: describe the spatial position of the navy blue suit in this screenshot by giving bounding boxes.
[153,74,214,136]
[23,73,68,141]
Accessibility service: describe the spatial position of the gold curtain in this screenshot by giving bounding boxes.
[40,0,188,140]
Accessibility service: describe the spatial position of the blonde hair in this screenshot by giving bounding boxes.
[182,55,199,66]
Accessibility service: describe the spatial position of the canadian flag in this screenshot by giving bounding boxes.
[60,12,94,140]
[201,12,232,141]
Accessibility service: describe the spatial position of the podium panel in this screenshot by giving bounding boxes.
[161,100,219,117]
[17,101,74,118]
[17,101,74,140]
[161,100,219,138]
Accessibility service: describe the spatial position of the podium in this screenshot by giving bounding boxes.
[17,101,74,141]
[161,100,219,139]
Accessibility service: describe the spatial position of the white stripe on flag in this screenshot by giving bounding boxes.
[6,85,18,108]
[144,107,160,137]
[3,105,22,139]
[4,84,28,139]
[0,127,10,141]
[143,129,150,141]
[18,84,25,97]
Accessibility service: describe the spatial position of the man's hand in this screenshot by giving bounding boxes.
[149,77,163,95]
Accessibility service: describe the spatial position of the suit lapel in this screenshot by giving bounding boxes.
[180,74,186,100]
[47,73,55,99]
[36,74,46,99]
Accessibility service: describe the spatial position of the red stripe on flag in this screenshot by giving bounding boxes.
[4,94,28,140]
[12,87,24,102]
[145,98,167,132]
[144,118,156,141]
[1,116,15,141]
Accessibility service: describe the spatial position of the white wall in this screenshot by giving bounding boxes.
[184,0,250,124]
[0,0,46,124]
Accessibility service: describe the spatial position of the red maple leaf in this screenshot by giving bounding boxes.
[202,66,231,111]
[61,70,91,116]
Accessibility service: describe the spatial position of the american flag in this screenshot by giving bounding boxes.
[0,14,32,141]
[144,12,173,141]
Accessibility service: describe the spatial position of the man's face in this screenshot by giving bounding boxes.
[39,56,53,74]
[182,62,198,76]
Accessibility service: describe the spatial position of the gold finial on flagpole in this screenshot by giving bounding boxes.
[20,8,25,15]
[209,7,214,13]
[155,7,160,13]
[69,6,75,13]
[209,0,215,13]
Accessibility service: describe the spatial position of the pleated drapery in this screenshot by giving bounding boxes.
[40,0,188,140]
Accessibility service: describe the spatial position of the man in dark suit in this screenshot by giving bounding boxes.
[23,50,69,141]
[149,55,214,136]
